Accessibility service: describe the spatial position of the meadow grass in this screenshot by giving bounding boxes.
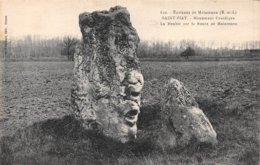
[0,61,259,165]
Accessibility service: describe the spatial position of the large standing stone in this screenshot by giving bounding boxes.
[71,6,143,143]
[158,78,217,148]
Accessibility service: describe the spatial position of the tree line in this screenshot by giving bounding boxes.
[0,36,259,60]
[137,40,260,59]
[0,35,79,60]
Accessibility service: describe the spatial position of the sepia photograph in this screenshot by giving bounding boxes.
[0,0,259,164]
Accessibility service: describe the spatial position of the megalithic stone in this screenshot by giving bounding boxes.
[159,78,217,148]
[71,6,143,143]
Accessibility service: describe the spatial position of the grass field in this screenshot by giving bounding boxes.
[0,61,259,165]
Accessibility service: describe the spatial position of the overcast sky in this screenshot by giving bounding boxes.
[1,0,260,45]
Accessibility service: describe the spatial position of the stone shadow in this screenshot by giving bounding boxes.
[0,102,220,165]
[0,115,154,165]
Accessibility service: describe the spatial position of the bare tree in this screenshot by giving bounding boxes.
[62,36,79,61]
[180,47,195,59]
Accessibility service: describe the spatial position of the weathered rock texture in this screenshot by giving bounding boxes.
[71,6,143,143]
[158,78,217,148]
